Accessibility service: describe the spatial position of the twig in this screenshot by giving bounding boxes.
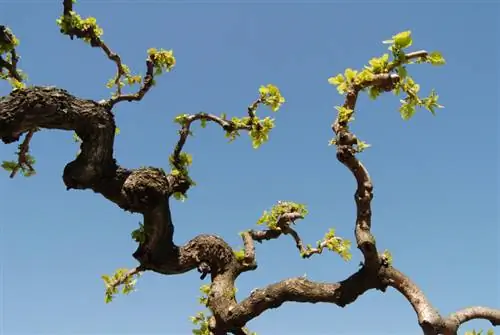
[106,266,144,291]
[9,129,36,178]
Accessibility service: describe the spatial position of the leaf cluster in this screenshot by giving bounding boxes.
[1,131,37,178]
[224,115,276,149]
[130,222,146,244]
[258,84,285,112]
[327,30,445,124]
[147,48,176,75]
[302,228,352,261]
[1,153,35,177]
[56,11,103,44]
[256,201,308,230]
[190,311,211,335]
[105,63,142,91]
[169,151,196,201]
[101,268,140,303]
[0,26,26,89]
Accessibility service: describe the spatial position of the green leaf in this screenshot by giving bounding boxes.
[105,294,113,304]
[382,249,393,266]
[200,118,207,128]
[368,87,381,100]
[148,48,176,72]
[344,68,358,82]
[392,31,412,49]
[233,249,245,261]
[173,192,187,201]
[73,132,82,142]
[259,84,285,112]
[131,222,146,243]
[327,74,344,86]
[366,54,389,73]
[427,51,446,66]
[399,101,416,120]
[256,201,308,230]
[356,139,371,152]
[397,66,408,79]
[355,69,374,83]
[335,106,354,123]
[1,160,17,172]
[174,114,189,125]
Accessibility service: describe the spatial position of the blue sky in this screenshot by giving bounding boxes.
[1,2,498,335]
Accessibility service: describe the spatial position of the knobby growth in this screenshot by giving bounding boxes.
[0,2,498,335]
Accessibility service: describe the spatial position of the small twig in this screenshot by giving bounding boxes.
[243,211,345,260]
[103,58,156,108]
[58,3,157,110]
[0,57,21,82]
[387,50,428,71]
[171,112,252,170]
[9,129,36,178]
[0,26,22,82]
[106,266,144,291]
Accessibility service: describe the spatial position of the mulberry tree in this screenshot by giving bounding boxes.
[1,2,498,335]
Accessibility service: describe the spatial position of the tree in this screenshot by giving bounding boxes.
[1,2,498,335]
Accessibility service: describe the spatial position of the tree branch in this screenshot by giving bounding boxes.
[171,112,240,168]
[0,25,22,82]
[102,58,155,108]
[330,72,406,268]
[223,267,385,329]
[59,2,158,110]
[5,128,37,178]
[170,97,262,171]
[443,307,500,334]
[0,86,237,279]
[381,267,442,332]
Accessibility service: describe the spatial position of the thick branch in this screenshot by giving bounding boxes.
[224,267,385,329]
[331,73,403,267]
[0,86,237,279]
[381,267,442,331]
[443,307,500,334]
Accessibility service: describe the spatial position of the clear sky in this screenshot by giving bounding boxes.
[1,1,498,335]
